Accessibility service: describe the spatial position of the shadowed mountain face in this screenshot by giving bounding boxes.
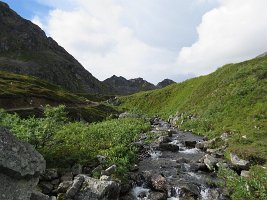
[157,79,176,88]
[103,75,176,95]
[103,75,156,95]
[0,1,111,94]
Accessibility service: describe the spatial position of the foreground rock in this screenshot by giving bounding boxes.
[57,174,121,200]
[230,153,250,170]
[0,127,46,200]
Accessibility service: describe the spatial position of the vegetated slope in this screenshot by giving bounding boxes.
[0,1,112,94]
[120,55,267,162]
[0,70,118,121]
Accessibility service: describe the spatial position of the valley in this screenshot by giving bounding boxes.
[0,1,266,200]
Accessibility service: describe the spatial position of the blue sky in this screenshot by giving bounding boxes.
[2,0,267,83]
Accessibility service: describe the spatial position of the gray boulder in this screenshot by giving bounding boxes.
[204,154,217,171]
[66,175,85,198]
[230,153,250,170]
[0,127,46,200]
[57,181,73,193]
[151,174,167,192]
[75,174,121,200]
[158,143,179,152]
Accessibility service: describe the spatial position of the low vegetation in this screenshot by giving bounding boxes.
[120,56,267,164]
[0,106,150,177]
[218,166,267,200]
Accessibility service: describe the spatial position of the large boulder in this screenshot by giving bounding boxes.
[0,127,46,200]
[74,175,121,200]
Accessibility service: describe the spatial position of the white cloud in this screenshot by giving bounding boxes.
[36,0,183,83]
[176,0,267,75]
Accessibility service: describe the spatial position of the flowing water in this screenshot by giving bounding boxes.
[127,119,226,200]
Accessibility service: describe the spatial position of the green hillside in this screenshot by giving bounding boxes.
[0,70,118,121]
[120,56,267,163]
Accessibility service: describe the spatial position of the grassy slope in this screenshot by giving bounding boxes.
[120,56,267,162]
[0,70,118,122]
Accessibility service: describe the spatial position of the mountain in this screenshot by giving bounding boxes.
[0,1,111,94]
[119,55,267,163]
[103,75,156,95]
[157,79,176,88]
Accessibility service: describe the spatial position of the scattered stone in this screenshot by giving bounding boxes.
[151,174,167,192]
[158,136,172,144]
[49,196,56,200]
[66,175,85,198]
[184,140,197,148]
[57,181,73,193]
[204,154,217,171]
[158,143,179,152]
[241,170,250,178]
[220,133,229,141]
[75,174,121,200]
[230,153,250,170]
[179,186,198,200]
[168,129,176,137]
[72,164,82,176]
[30,191,49,200]
[101,164,117,176]
[100,175,111,181]
[148,191,167,200]
[0,127,46,200]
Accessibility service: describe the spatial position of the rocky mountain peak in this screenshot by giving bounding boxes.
[157,79,176,88]
[0,1,111,94]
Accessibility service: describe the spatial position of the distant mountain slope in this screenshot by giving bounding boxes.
[0,70,117,121]
[104,75,175,95]
[156,79,175,88]
[103,75,156,95]
[120,55,267,162]
[0,1,111,94]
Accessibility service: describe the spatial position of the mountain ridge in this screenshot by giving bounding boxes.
[103,75,175,95]
[0,1,112,94]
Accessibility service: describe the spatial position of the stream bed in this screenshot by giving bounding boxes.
[124,118,227,200]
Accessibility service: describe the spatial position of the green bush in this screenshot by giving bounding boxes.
[218,166,267,200]
[0,106,150,177]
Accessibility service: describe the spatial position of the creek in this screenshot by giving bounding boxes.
[126,118,227,200]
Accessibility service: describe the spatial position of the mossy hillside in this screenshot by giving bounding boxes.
[0,70,86,103]
[0,71,119,122]
[120,56,267,162]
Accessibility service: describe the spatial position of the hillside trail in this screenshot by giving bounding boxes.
[127,118,227,200]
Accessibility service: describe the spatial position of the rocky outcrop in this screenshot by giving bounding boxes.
[156,79,175,88]
[0,127,46,200]
[0,1,111,94]
[75,175,121,200]
[103,75,156,95]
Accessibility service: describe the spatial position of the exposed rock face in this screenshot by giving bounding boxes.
[156,79,175,88]
[0,1,111,94]
[103,75,156,95]
[75,175,121,200]
[0,127,46,200]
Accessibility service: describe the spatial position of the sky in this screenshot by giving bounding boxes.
[2,0,267,84]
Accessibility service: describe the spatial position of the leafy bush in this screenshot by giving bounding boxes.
[0,106,150,177]
[218,166,267,200]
